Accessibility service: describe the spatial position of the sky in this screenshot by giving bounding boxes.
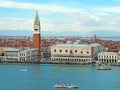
[0,0,120,36]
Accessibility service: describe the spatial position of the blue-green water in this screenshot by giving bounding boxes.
[0,64,120,90]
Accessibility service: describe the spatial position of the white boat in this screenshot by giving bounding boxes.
[54,83,79,88]
[96,65,111,70]
[20,69,27,72]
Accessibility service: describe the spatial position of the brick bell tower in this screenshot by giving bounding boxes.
[33,11,41,55]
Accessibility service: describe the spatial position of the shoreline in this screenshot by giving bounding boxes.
[0,60,120,66]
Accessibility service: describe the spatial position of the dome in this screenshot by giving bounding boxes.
[66,41,73,44]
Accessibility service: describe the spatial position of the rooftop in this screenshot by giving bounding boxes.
[4,48,22,52]
[52,43,101,48]
[99,52,117,54]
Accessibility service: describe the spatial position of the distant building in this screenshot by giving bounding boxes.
[92,34,97,42]
[117,51,120,63]
[4,48,38,62]
[41,47,50,59]
[50,41,106,64]
[0,47,4,56]
[98,52,118,64]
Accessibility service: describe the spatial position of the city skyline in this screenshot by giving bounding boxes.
[0,0,120,36]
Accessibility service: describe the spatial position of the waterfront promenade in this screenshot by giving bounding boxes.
[1,59,120,66]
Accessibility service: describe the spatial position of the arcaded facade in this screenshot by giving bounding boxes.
[98,52,118,64]
[51,42,106,64]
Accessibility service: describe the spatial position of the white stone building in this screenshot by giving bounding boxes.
[18,48,38,62]
[0,47,4,56]
[50,41,106,64]
[4,48,22,61]
[117,51,120,63]
[98,52,118,64]
[4,48,38,62]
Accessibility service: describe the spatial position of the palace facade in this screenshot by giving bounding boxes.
[51,41,106,64]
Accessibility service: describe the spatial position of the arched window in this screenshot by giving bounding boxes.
[81,51,83,54]
[60,49,62,52]
[75,50,77,53]
[65,50,68,52]
[87,51,89,54]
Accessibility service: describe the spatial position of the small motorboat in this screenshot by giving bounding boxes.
[54,83,79,88]
[96,67,111,70]
[96,66,111,70]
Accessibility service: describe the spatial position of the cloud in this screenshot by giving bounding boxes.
[98,7,120,13]
[0,0,120,15]
[0,0,84,15]
[41,14,120,32]
[0,14,120,33]
[0,0,120,14]
[0,18,33,30]
[0,0,120,34]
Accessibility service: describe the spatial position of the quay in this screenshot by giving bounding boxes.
[1,59,120,66]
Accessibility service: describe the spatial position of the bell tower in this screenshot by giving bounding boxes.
[33,11,41,54]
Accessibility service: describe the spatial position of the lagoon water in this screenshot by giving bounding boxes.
[0,64,120,90]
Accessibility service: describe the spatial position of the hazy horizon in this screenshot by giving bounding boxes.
[0,30,120,37]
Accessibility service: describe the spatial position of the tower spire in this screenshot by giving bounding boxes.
[34,10,40,25]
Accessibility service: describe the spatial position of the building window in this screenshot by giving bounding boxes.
[87,51,89,54]
[35,29,38,31]
[70,51,73,54]
[75,50,77,53]
[65,50,68,52]
[54,49,56,52]
[60,49,62,52]
[81,51,83,54]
